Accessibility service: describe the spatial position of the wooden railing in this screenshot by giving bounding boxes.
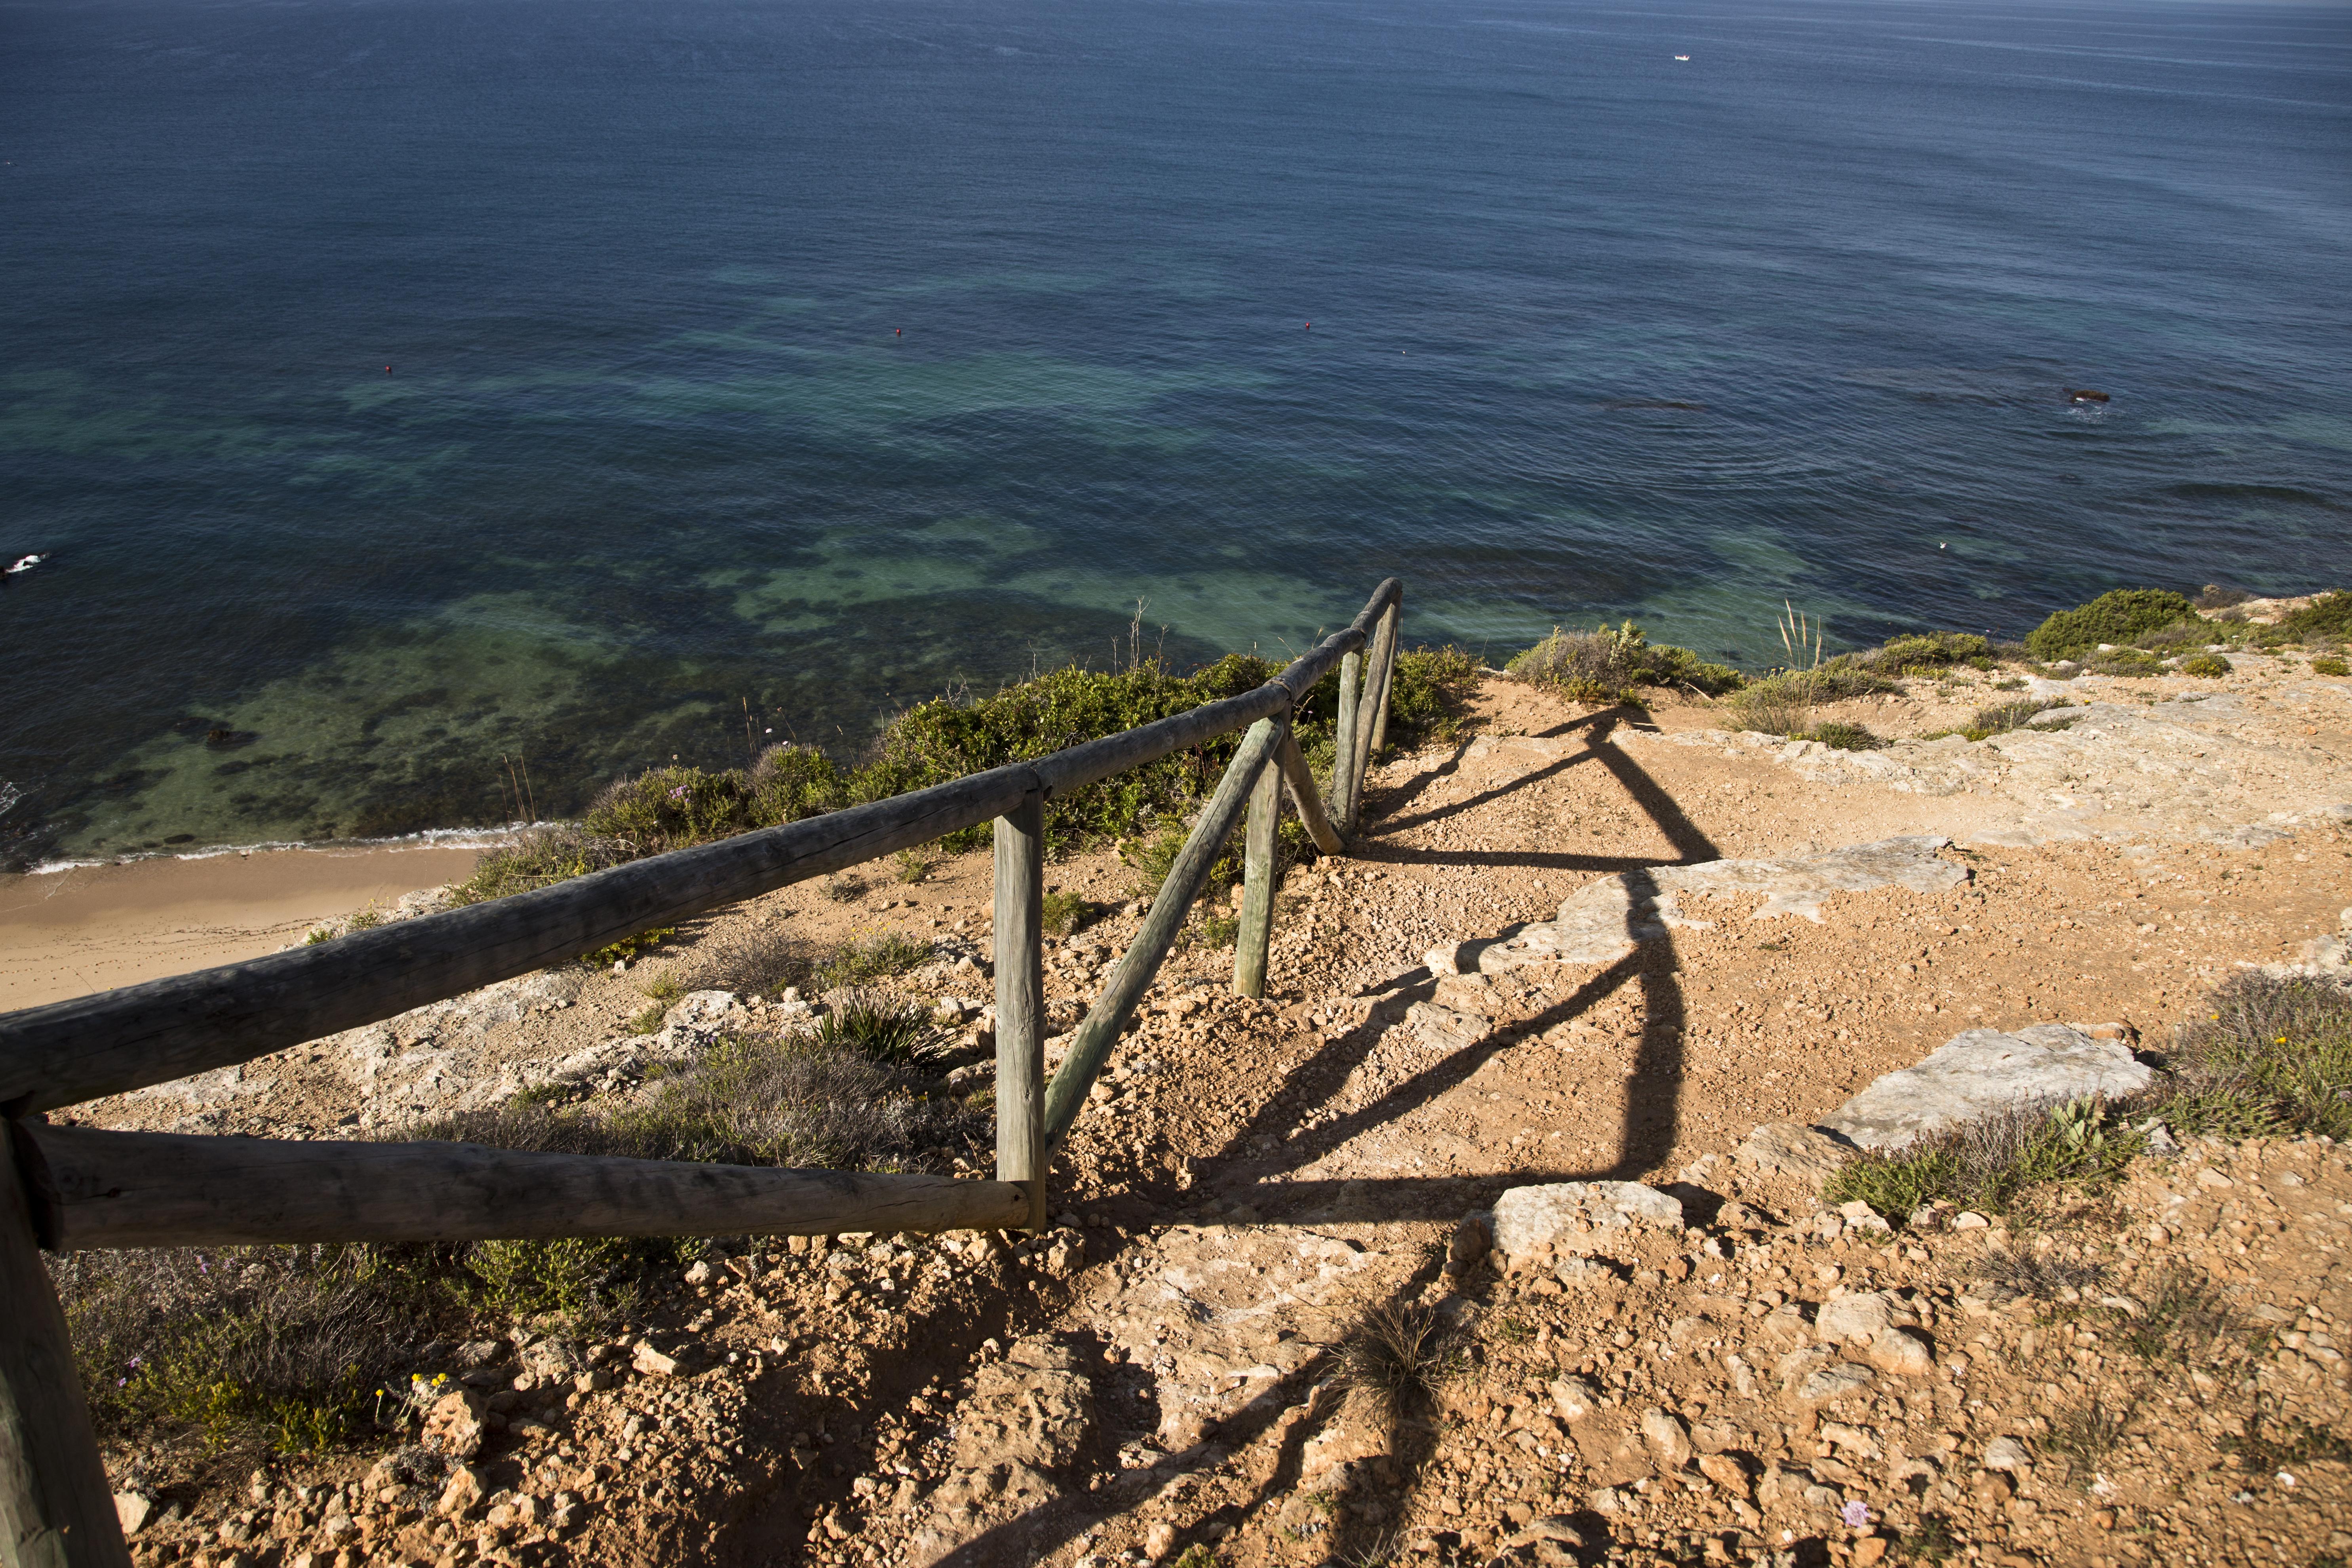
[0,578,1402,1567]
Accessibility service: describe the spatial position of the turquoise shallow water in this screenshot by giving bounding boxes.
[2,0,2348,864]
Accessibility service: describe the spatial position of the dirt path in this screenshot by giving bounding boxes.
[71,655,2352,1568]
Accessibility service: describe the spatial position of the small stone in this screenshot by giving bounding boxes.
[1697,1452,1751,1498]
[1797,1362,1875,1402]
[113,1493,154,1537]
[421,1390,487,1460]
[1984,1436,2031,1473]
[1505,1514,1591,1551]
[1853,1537,1889,1566]
[633,1342,683,1377]
[1445,1213,1494,1275]
[1816,1292,1896,1346]
[1951,1212,1990,1230]
[437,1465,484,1518]
[1868,1326,1935,1378]
[1143,1520,1178,1561]
[1640,1407,1693,1468]
[1548,1376,1599,1421]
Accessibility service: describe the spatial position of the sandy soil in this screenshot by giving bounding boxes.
[0,845,488,1010]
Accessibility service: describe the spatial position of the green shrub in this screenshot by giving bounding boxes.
[809,931,933,989]
[55,1244,458,1457]
[2025,589,2199,662]
[1804,722,1886,752]
[1040,888,1092,936]
[1822,1096,2145,1220]
[1382,645,1488,744]
[2266,592,2352,641]
[2079,646,2164,677]
[1856,632,1992,676]
[2151,972,2352,1142]
[1508,622,1743,703]
[448,827,630,908]
[2179,653,2231,678]
[1960,698,2076,741]
[414,1031,984,1174]
[2313,657,2350,677]
[469,1237,652,1323]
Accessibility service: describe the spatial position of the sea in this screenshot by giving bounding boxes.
[2,0,2348,866]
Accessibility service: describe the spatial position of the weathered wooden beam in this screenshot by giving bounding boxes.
[1040,718,1281,1152]
[1,1130,132,1567]
[1275,730,1344,856]
[992,794,1048,1232]
[1233,716,1286,999]
[1348,602,1399,816]
[19,1125,1031,1250]
[1367,598,1402,754]
[1332,651,1363,833]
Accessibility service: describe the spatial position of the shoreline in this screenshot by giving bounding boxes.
[0,841,489,1011]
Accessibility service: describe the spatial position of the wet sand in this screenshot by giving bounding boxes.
[0,845,485,1010]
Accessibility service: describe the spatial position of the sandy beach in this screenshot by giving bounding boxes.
[0,844,485,1010]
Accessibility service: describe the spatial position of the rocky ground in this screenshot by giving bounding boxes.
[63,642,2352,1568]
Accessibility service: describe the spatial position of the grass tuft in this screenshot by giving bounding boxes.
[1040,888,1092,936]
[1336,1300,1463,1431]
[1804,721,1887,752]
[812,989,946,1065]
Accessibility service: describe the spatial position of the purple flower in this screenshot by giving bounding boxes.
[668,785,690,801]
[1840,1500,1872,1528]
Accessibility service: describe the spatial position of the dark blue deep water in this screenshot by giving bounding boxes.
[3,0,2348,862]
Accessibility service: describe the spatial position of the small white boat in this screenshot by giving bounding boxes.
[1675,54,1690,61]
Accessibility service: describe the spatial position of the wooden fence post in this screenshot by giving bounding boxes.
[1233,714,1286,998]
[1347,604,1398,825]
[1367,599,1401,754]
[1274,729,1343,856]
[2,1125,131,1568]
[1332,649,1362,833]
[992,792,1048,1232]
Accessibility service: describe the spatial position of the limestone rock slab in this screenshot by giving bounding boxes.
[1491,1180,1685,1264]
[1819,1024,2152,1152]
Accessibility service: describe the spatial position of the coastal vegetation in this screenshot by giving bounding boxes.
[448,646,1482,916]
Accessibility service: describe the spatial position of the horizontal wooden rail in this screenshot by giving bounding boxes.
[0,578,1400,1118]
[19,1124,1030,1250]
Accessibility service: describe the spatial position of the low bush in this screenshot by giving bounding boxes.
[2074,646,2164,677]
[415,1031,984,1174]
[2024,589,2200,662]
[1822,1095,2142,1220]
[2313,657,2350,677]
[55,1244,462,1461]
[1507,622,1743,703]
[1955,698,2077,742]
[2264,591,2352,643]
[2179,652,2231,678]
[1854,631,1993,676]
[448,642,1482,914]
[812,989,946,1066]
[1804,722,1886,752]
[1040,888,1093,936]
[2148,972,2352,1142]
